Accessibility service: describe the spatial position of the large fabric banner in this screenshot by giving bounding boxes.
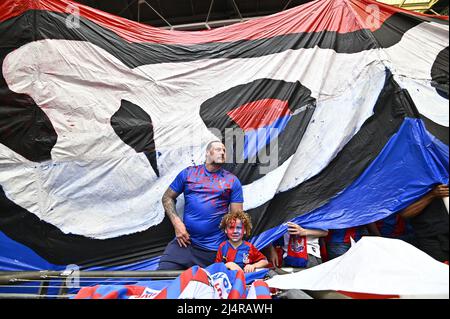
[0,0,448,270]
[74,263,271,299]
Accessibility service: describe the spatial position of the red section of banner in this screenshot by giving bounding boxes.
[125,285,146,297]
[1,0,446,45]
[179,267,193,292]
[227,99,291,131]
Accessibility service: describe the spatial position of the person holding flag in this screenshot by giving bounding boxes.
[266,222,328,269]
[399,184,449,263]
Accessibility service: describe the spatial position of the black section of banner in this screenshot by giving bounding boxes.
[111,99,159,177]
[431,46,449,100]
[200,79,315,185]
[0,12,57,162]
[420,114,449,146]
[247,71,413,235]
[371,12,431,48]
[0,184,174,266]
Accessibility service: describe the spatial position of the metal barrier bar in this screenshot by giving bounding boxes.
[0,293,73,299]
[0,270,183,285]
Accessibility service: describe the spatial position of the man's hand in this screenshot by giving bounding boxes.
[431,184,449,198]
[287,222,307,236]
[270,251,279,268]
[162,187,191,247]
[244,264,257,273]
[174,221,191,248]
[401,184,449,219]
[266,244,279,268]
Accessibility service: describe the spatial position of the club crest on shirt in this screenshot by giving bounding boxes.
[242,253,250,264]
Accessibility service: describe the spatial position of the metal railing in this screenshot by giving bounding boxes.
[0,270,183,299]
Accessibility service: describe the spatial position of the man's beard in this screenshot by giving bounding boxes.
[211,161,225,167]
[208,157,225,166]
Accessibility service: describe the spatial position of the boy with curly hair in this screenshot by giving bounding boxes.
[215,210,268,272]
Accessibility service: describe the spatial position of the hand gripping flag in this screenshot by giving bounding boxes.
[0,0,448,270]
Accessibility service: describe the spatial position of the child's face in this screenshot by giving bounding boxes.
[226,218,245,243]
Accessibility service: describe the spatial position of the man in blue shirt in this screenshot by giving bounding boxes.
[157,140,244,270]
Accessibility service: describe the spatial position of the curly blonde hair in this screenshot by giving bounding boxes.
[219,210,252,238]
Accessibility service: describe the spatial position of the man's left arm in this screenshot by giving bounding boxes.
[230,178,244,212]
[400,184,449,219]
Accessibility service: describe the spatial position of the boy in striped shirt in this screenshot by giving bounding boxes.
[215,210,268,273]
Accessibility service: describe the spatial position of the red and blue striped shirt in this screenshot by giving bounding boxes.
[376,213,414,239]
[215,241,266,268]
[325,226,368,244]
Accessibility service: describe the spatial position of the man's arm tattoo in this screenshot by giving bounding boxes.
[162,188,180,223]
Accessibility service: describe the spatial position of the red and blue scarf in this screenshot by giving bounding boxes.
[284,235,308,267]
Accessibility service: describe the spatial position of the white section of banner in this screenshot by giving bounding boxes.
[384,22,449,127]
[265,237,449,298]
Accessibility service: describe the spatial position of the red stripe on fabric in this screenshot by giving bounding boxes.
[192,268,211,286]
[179,267,193,291]
[243,241,252,248]
[0,0,40,22]
[2,0,445,45]
[337,290,399,299]
[228,290,242,299]
[103,291,119,299]
[125,285,145,297]
[344,228,356,244]
[236,269,246,283]
[253,280,268,287]
[227,99,291,131]
[219,241,227,249]
[74,286,97,299]
[247,243,266,264]
[153,288,167,299]
[215,249,223,263]
[217,241,227,262]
